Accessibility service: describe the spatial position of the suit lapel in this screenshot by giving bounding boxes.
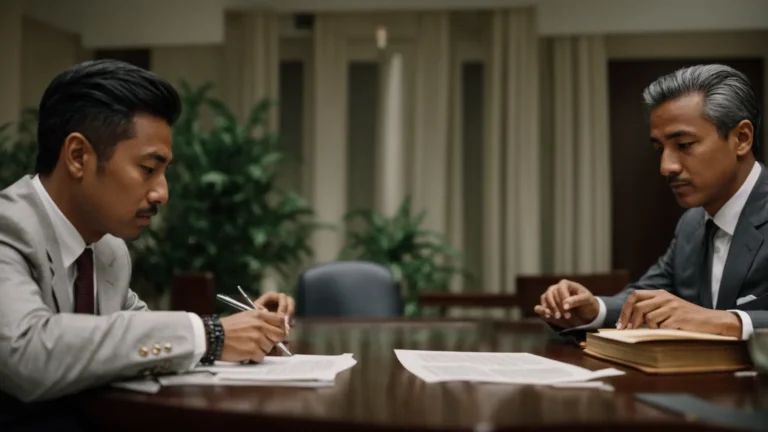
[93,242,119,315]
[46,247,71,313]
[31,188,72,313]
[717,167,768,310]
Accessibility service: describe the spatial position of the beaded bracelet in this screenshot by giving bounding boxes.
[200,315,225,365]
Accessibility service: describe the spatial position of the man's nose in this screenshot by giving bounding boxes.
[660,149,682,178]
[147,176,168,205]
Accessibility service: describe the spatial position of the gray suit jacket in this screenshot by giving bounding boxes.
[0,175,198,403]
[601,166,768,330]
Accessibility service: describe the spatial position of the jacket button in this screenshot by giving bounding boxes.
[139,347,149,357]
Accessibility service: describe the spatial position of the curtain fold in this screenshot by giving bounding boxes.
[483,8,541,295]
[552,35,611,273]
[309,15,349,263]
[224,11,279,131]
[410,12,451,234]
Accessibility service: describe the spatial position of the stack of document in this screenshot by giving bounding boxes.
[394,350,624,385]
[113,353,357,393]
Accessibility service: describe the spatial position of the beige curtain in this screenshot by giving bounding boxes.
[483,8,542,294]
[376,50,407,217]
[224,11,279,130]
[0,0,22,127]
[308,15,349,263]
[552,35,611,273]
[410,12,451,234]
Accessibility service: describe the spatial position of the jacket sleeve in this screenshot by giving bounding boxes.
[0,243,197,403]
[598,212,689,327]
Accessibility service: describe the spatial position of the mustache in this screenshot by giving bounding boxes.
[136,204,159,218]
[667,175,691,185]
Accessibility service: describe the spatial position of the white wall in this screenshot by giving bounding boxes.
[539,0,768,35]
[22,0,768,48]
[21,17,88,111]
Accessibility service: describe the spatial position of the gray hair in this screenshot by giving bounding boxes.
[642,64,761,151]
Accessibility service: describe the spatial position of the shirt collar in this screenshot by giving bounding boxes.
[31,175,87,269]
[705,161,762,235]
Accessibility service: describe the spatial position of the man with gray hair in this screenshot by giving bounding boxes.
[536,64,766,339]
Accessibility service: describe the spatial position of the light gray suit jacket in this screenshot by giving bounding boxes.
[0,175,198,403]
[601,166,768,330]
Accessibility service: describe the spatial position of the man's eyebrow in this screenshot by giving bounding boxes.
[650,130,697,144]
[143,152,171,164]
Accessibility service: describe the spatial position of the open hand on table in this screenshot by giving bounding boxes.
[616,289,742,337]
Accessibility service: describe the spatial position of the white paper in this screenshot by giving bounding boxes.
[157,372,334,388]
[193,353,356,385]
[111,378,162,394]
[394,350,624,385]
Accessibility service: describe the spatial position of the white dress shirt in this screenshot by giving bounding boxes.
[31,175,206,368]
[577,161,761,340]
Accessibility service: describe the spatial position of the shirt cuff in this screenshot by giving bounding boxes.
[187,313,207,370]
[727,310,754,341]
[565,297,607,331]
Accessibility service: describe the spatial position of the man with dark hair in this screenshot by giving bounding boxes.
[0,59,295,413]
[536,64,767,338]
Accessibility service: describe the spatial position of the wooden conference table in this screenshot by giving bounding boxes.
[78,319,768,431]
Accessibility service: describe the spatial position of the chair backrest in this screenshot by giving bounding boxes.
[296,261,402,317]
[516,270,630,318]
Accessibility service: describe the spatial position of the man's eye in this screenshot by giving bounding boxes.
[678,142,695,150]
[141,166,155,174]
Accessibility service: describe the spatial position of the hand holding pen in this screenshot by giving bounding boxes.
[215,287,293,357]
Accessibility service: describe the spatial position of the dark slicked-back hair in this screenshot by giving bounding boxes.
[35,59,181,175]
[642,64,762,153]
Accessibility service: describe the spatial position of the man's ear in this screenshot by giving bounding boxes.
[62,133,93,179]
[733,119,754,158]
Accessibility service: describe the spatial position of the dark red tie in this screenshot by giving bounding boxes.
[75,248,95,314]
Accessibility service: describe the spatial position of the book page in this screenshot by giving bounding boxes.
[594,329,739,343]
[394,350,624,385]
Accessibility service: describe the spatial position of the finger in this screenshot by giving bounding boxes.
[543,287,561,319]
[617,291,657,329]
[562,293,592,311]
[645,305,672,329]
[555,282,572,319]
[277,293,289,315]
[256,335,276,355]
[255,291,280,309]
[254,310,287,328]
[286,296,296,318]
[250,345,268,363]
[628,296,669,329]
[534,305,549,318]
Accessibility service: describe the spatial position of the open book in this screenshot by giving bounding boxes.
[583,329,752,374]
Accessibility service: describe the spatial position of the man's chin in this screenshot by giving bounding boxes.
[673,194,704,209]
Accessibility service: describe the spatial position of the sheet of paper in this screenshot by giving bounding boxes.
[194,353,356,383]
[111,378,162,394]
[394,350,624,385]
[157,372,334,388]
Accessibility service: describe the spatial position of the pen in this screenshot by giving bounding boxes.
[216,292,293,357]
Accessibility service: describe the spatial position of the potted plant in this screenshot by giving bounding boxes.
[129,82,320,310]
[339,197,471,316]
[0,109,38,190]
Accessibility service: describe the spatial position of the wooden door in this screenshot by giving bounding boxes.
[609,59,764,281]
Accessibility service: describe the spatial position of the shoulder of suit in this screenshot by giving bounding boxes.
[94,234,130,257]
[0,176,47,256]
[674,207,705,235]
